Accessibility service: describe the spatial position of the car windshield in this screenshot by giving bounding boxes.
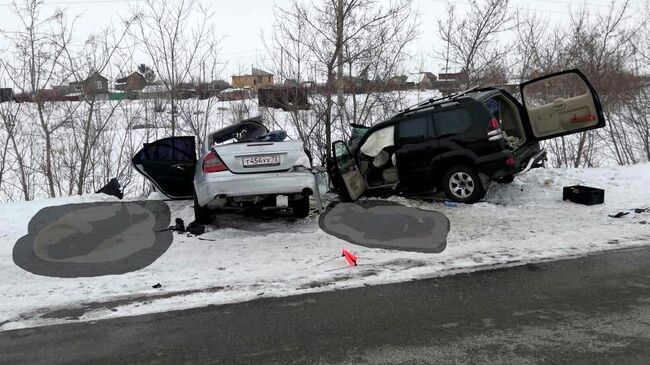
[350,124,370,142]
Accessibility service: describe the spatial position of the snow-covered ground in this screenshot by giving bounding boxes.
[1,164,649,331]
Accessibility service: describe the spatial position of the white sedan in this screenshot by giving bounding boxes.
[132,117,326,223]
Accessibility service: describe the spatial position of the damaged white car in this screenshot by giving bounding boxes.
[132,117,326,223]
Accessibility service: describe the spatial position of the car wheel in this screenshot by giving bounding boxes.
[496,174,515,184]
[193,190,213,224]
[290,195,310,218]
[442,166,485,204]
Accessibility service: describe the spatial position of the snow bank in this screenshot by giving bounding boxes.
[0,164,649,330]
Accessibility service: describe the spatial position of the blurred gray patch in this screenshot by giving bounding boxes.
[13,201,172,278]
[319,201,449,253]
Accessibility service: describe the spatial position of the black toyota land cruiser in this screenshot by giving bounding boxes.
[329,69,605,203]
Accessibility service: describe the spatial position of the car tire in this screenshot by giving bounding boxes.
[290,195,310,218]
[442,166,485,204]
[193,190,213,224]
[496,174,515,184]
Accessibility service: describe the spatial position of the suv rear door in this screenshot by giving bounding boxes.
[132,136,196,199]
[520,69,605,141]
[395,113,437,188]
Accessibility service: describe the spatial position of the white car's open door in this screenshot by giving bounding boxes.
[132,136,197,199]
[520,69,605,141]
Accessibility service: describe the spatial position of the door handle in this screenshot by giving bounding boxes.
[171,163,189,171]
[553,104,566,111]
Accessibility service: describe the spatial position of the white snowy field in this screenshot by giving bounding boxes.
[1,164,649,331]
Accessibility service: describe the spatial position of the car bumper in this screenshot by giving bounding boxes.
[515,148,547,175]
[194,170,323,211]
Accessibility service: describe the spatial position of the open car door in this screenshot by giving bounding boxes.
[132,136,196,199]
[520,69,605,141]
[331,141,366,201]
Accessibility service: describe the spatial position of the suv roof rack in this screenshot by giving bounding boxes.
[397,86,480,116]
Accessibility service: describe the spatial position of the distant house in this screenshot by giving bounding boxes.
[69,81,84,93]
[140,83,170,100]
[70,72,109,95]
[231,68,274,91]
[115,72,146,92]
[438,69,468,83]
[0,88,13,103]
[418,72,438,89]
[435,69,468,95]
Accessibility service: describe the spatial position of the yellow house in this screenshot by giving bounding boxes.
[231,68,274,91]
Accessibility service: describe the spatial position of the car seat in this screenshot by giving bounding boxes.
[373,150,390,168]
[382,167,399,183]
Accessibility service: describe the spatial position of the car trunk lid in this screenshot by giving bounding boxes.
[215,140,304,173]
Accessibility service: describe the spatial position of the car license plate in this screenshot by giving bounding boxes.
[276,195,288,207]
[242,154,281,167]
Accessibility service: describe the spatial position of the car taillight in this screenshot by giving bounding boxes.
[202,151,228,173]
[505,156,515,166]
[488,117,500,130]
[487,117,503,141]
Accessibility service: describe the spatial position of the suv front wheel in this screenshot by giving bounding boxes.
[442,166,485,204]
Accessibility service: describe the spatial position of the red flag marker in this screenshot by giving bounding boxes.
[342,249,357,266]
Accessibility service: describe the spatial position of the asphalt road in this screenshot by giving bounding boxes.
[2,245,650,365]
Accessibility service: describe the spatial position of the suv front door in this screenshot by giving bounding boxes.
[331,140,366,201]
[520,69,605,141]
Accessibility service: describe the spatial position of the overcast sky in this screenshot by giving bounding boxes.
[0,0,646,81]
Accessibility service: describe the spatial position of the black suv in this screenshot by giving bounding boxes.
[329,69,605,203]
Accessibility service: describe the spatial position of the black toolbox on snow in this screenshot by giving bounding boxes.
[562,185,604,205]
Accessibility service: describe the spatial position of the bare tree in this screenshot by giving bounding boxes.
[130,0,218,136]
[272,0,417,160]
[0,0,77,197]
[58,24,134,195]
[176,44,224,152]
[515,1,643,168]
[438,0,514,87]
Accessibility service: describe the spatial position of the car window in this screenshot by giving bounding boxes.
[522,72,589,108]
[433,108,472,137]
[350,124,370,143]
[334,142,356,170]
[398,116,431,144]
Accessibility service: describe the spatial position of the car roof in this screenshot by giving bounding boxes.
[355,87,505,137]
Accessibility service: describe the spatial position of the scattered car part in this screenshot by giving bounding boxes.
[187,221,206,235]
[609,212,630,218]
[563,185,605,205]
[95,178,123,199]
